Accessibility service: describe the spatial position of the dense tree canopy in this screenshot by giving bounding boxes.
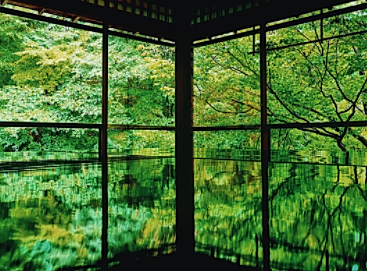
[1,7,367,151]
[1,5,367,271]
[194,9,367,151]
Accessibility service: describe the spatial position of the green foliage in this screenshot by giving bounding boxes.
[1,8,367,271]
[0,157,176,269]
[0,13,30,88]
[0,127,98,152]
[108,37,175,126]
[194,10,367,151]
[194,35,260,127]
[1,9,367,152]
[0,15,177,151]
[194,130,260,149]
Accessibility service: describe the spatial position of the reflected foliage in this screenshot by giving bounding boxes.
[108,157,176,257]
[269,160,367,270]
[0,155,177,270]
[1,151,367,270]
[194,131,261,150]
[194,159,262,267]
[0,161,102,270]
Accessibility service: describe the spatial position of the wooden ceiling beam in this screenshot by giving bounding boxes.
[188,0,357,41]
[1,0,363,42]
[7,0,176,40]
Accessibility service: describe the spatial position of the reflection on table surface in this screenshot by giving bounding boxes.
[0,150,366,270]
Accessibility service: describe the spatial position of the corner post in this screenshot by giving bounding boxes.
[101,21,109,267]
[260,22,270,271]
[175,35,194,258]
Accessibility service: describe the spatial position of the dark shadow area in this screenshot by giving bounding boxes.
[57,249,261,271]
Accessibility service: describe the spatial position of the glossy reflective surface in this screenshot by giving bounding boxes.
[1,150,366,270]
[0,151,176,270]
[0,159,102,270]
[108,156,176,258]
[194,158,262,267]
[269,155,367,271]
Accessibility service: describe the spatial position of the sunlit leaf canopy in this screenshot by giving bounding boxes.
[1,1,367,152]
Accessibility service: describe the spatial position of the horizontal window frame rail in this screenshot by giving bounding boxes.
[0,159,101,171]
[193,157,260,162]
[109,125,261,131]
[108,29,175,47]
[254,28,367,53]
[108,155,175,161]
[190,121,367,131]
[1,121,365,130]
[269,159,366,167]
[0,5,103,33]
[193,125,261,131]
[108,124,175,130]
[268,120,367,129]
[0,6,175,47]
[266,2,367,33]
[192,27,259,48]
[0,121,102,129]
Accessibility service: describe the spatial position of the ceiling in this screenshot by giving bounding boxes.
[0,0,360,41]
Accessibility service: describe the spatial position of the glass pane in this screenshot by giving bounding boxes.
[269,162,367,270]
[194,130,261,150]
[0,13,102,124]
[324,8,367,38]
[267,10,320,28]
[271,128,367,166]
[108,156,176,258]
[267,31,367,124]
[0,127,99,162]
[267,19,320,49]
[194,154,262,267]
[194,35,260,127]
[0,161,102,269]
[108,35,175,126]
[194,131,262,267]
[108,129,175,259]
[269,126,367,270]
[107,129,175,156]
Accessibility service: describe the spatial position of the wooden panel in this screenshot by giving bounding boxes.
[6,0,176,39]
[188,0,356,40]
[2,0,361,41]
[189,0,254,26]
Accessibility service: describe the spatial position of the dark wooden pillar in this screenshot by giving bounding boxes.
[175,35,194,258]
[101,21,109,267]
[260,22,271,271]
